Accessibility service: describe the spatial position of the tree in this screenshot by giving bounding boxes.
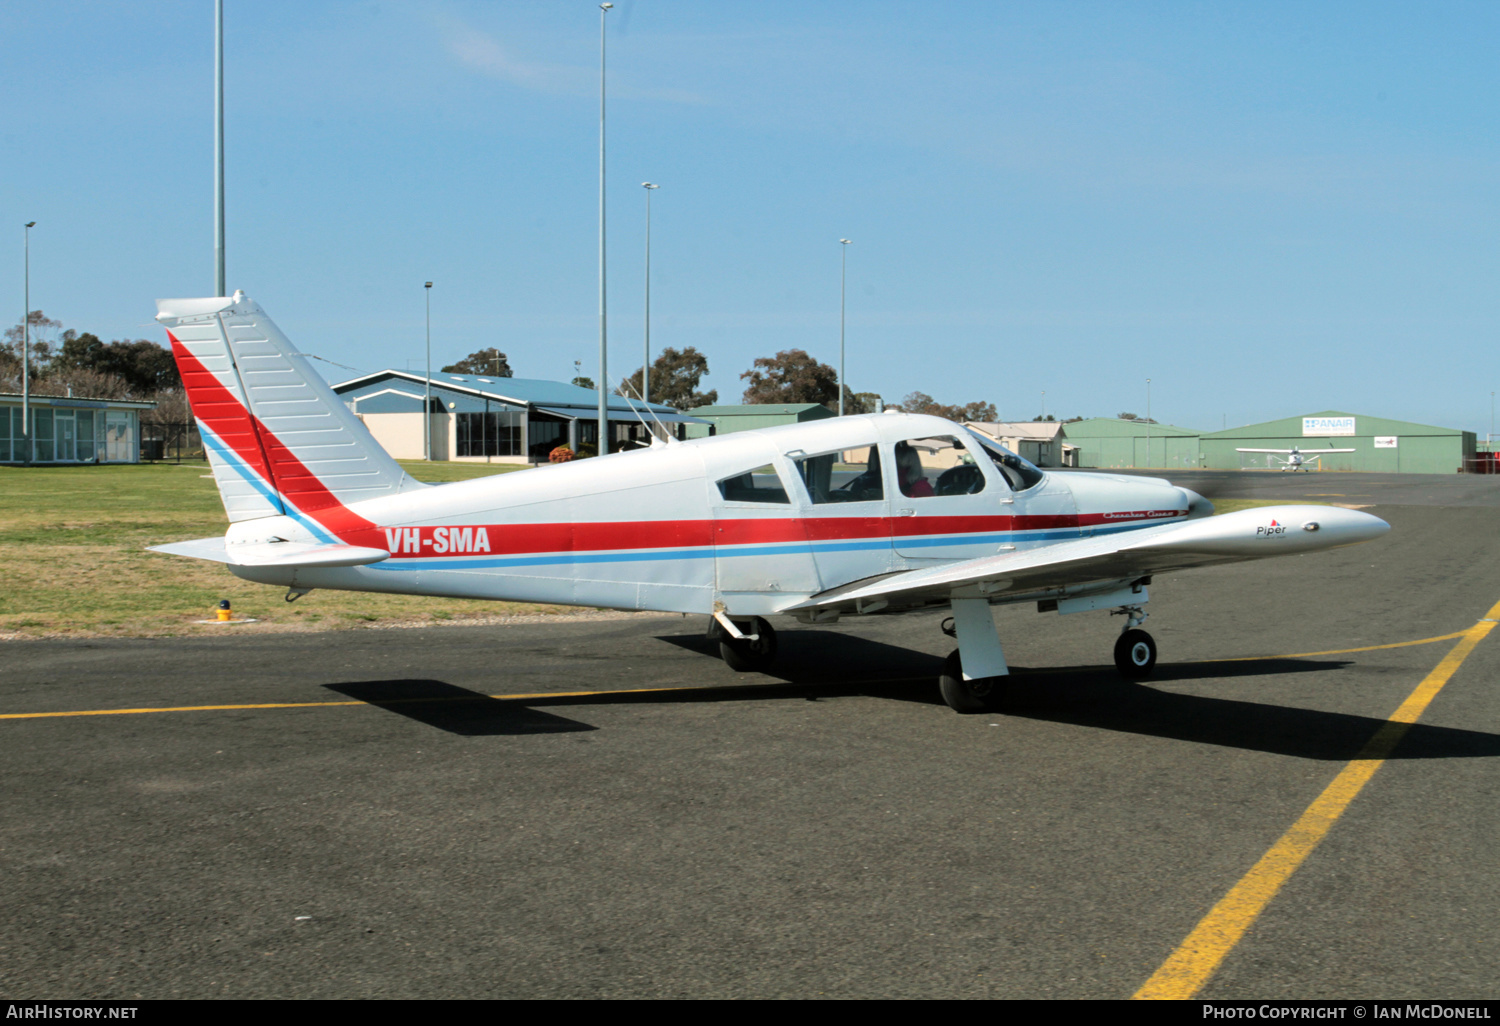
[28,367,133,400]
[740,349,838,406]
[441,348,512,377]
[1031,414,1056,422]
[619,346,718,410]
[52,333,180,395]
[2,310,63,380]
[897,391,998,423]
[571,375,596,390]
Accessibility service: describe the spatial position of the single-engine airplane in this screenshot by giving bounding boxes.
[151,294,1390,713]
[1236,445,1356,472]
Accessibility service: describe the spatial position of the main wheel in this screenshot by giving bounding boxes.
[938,649,1003,714]
[1114,629,1157,679]
[719,616,777,672]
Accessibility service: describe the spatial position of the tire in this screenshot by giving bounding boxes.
[719,616,777,672]
[1114,629,1157,679]
[938,649,1003,714]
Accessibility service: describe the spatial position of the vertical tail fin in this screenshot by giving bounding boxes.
[156,292,423,523]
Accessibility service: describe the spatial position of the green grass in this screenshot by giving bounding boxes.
[394,459,531,483]
[1208,498,1330,516]
[0,460,560,639]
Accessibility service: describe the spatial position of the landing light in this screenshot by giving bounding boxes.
[1304,522,1320,532]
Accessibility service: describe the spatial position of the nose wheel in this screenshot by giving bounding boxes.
[1114,629,1157,679]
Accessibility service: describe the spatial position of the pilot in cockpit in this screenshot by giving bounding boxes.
[895,442,934,498]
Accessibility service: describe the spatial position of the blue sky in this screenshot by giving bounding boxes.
[4,1,1498,435]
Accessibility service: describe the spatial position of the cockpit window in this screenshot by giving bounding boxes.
[894,436,986,498]
[717,464,790,504]
[966,430,1045,491]
[793,446,883,504]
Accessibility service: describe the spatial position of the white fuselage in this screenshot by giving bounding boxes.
[228,414,1199,616]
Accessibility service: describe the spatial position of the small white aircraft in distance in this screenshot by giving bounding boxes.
[151,294,1390,713]
[1236,445,1356,472]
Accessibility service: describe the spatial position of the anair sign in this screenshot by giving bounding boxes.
[1303,416,1355,437]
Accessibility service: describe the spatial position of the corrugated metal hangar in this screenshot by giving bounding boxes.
[1046,410,1476,474]
[1062,418,1202,470]
[1201,410,1476,474]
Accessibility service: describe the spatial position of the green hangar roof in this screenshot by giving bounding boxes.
[1200,410,1475,474]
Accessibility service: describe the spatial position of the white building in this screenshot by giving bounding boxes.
[965,422,1078,468]
[1,393,154,464]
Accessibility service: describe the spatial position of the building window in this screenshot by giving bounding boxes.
[105,412,133,462]
[455,412,522,457]
[34,408,54,462]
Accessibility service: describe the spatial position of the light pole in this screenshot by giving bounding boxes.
[838,238,851,416]
[642,182,658,406]
[22,221,35,465]
[1490,391,1495,448]
[1146,378,1152,468]
[214,0,225,296]
[597,2,613,455]
[424,282,433,461]
[1040,391,1045,420]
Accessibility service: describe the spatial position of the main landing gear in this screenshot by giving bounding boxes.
[937,596,1159,714]
[710,613,777,673]
[1112,604,1156,679]
[938,598,1010,714]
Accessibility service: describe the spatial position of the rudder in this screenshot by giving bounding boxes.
[156,292,423,522]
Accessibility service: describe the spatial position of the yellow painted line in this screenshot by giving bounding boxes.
[1205,630,1467,662]
[1133,598,1500,1001]
[0,678,902,722]
[0,628,1471,723]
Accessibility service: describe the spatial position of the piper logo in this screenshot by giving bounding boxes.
[1256,519,1286,537]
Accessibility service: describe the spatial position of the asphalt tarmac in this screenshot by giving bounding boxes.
[3,473,1500,999]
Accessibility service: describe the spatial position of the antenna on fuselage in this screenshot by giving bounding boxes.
[617,377,676,447]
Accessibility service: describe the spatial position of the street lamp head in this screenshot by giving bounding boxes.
[600,2,612,8]
[425,281,433,289]
[25,222,35,228]
[642,182,658,189]
[839,238,851,245]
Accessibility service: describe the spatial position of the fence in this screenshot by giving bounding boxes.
[139,421,204,463]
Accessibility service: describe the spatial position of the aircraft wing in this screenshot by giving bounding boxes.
[149,537,391,568]
[1235,448,1292,454]
[786,505,1387,614]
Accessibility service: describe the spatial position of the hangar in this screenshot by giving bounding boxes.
[1060,418,1202,471]
[1201,410,1476,474]
[683,403,835,439]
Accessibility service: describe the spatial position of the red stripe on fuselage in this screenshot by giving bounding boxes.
[375,510,1186,559]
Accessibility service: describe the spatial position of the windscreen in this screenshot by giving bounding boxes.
[966,430,1045,491]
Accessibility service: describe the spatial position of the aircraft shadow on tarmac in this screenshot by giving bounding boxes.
[649,630,1500,762]
[323,680,597,737]
[320,632,1500,761]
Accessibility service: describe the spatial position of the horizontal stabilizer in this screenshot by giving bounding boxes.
[149,537,390,568]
